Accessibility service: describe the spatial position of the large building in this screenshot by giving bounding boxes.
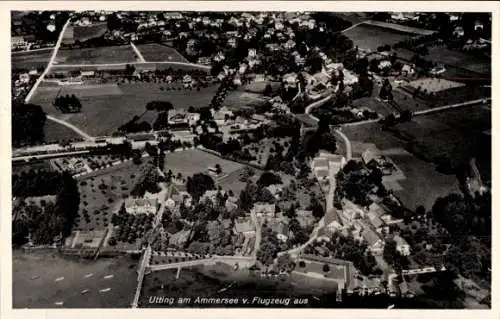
[124,198,158,215]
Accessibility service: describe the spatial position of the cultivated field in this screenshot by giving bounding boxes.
[75,160,152,231]
[12,49,52,70]
[135,43,189,63]
[13,251,137,308]
[31,82,218,136]
[54,46,138,65]
[164,148,244,181]
[343,24,413,52]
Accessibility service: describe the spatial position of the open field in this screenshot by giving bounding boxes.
[75,160,152,231]
[342,122,461,211]
[12,50,52,70]
[217,166,264,196]
[164,148,244,181]
[426,46,490,75]
[44,119,85,143]
[54,46,138,65]
[394,47,490,78]
[135,43,189,63]
[243,81,281,94]
[74,23,108,42]
[223,90,269,110]
[31,82,218,136]
[12,251,138,308]
[343,23,413,52]
[50,61,209,73]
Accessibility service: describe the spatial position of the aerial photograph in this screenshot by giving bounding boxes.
[11,10,491,309]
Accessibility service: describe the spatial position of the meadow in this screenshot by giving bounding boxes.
[135,43,189,63]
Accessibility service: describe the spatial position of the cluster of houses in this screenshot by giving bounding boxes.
[310,147,410,274]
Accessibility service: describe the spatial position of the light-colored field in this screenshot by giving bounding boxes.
[135,43,189,63]
[12,50,52,70]
[54,46,138,65]
[12,251,138,308]
[343,23,413,52]
[31,82,218,136]
[223,90,268,110]
[164,148,244,180]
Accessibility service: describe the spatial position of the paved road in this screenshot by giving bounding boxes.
[332,128,352,161]
[51,61,211,70]
[304,93,333,122]
[24,18,71,103]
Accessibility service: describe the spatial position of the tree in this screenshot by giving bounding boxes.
[320,132,337,152]
[323,264,330,273]
[257,171,282,187]
[263,84,273,97]
[258,188,275,203]
[311,198,325,218]
[379,79,393,101]
[186,173,215,201]
[400,110,412,122]
[383,238,398,267]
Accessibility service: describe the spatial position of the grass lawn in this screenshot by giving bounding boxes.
[217,166,264,196]
[75,160,152,231]
[73,23,108,42]
[12,49,52,70]
[223,90,269,110]
[242,81,281,94]
[343,24,413,52]
[31,82,218,136]
[135,43,189,63]
[44,118,85,143]
[12,250,138,308]
[54,45,138,64]
[164,148,244,182]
